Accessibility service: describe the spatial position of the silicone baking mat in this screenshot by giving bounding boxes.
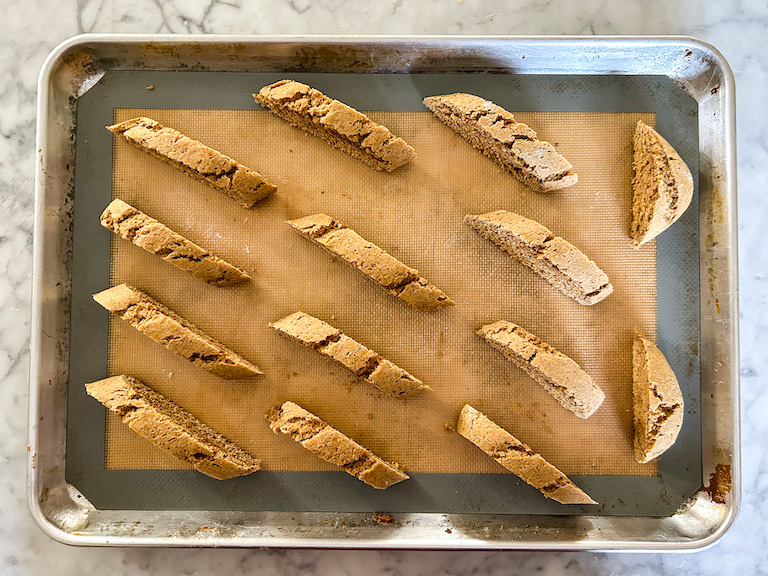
[65,72,701,515]
[106,107,656,477]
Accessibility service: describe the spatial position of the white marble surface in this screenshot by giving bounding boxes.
[1,0,766,573]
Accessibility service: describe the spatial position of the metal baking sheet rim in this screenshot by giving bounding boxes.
[29,34,739,550]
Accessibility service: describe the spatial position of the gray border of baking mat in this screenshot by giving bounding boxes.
[65,71,700,515]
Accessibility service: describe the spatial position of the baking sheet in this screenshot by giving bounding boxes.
[65,71,701,515]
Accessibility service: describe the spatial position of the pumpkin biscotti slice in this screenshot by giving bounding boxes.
[93,284,261,379]
[457,405,597,504]
[101,199,250,286]
[631,121,694,248]
[267,401,409,489]
[254,80,417,171]
[633,329,684,463]
[107,117,276,208]
[270,311,429,397]
[86,375,261,479]
[464,210,613,305]
[478,321,605,419]
[288,214,454,311]
[423,93,577,192]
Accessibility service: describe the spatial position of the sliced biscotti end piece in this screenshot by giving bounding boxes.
[86,375,260,479]
[457,405,596,504]
[630,121,694,249]
[478,321,605,419]
[107,117,276,208]
[287,214,454,311]
[93,284,262,379]
[266,401,409,489]
[632,329,684,463]
[100,199,250,286]
[255,80,417,172]
[464,210,613,306]
[423,93,577,192]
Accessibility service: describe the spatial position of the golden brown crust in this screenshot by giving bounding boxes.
[93,284,261,379]
[266,401,409,489]
[478,321,605,419]
[269,311,429,397]
[457,405,597,504]
[107,117,276,208]
[424,93,577,192]
[255,80,417,171]
[464,210,613,305]
[101,199,250,286]
[86,375,260,479]
[288,214,454,311]
[632,329,684,463]
[630,121,694,248]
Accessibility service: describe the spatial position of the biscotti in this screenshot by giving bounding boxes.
[423,93,577,192]
[464,210,613,305]
[254,80,417,172]
[270,311,429,397]
[86,375,260,479]
[288,214,454,311]
[101,199,250,286]
[631,121,694,248]
[93,284,261,379]
[478,321,605,419]
[107,117,276,208]
[267,401,409,489]
[457,405,596,504]
[633,329,684,463]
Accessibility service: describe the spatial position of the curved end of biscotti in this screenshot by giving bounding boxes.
[92,283,140,312]
[286,213,341,238]
[395,279,455,311]
[255,79,310,102]
[209,359,263,379]
[580,282,614,306]
[572,386,606,419]
[99,198,134,231]
[456,403,478,436]
[539,171,579,192]
[632,329,684,463]
[630,121,694,247]
[106,116,159,135]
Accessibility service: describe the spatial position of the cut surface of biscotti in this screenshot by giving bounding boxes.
[267,401,409,489]
[86,375,260,479]
[423,93,577,192]
[93,284,261,379]
[270,311,429,397]
[464,210,613,305]
[254,80,416,171]
[478,321,605,419]
[101,199,250,286]
[107,117,276,208]
[457,405,597,504]
[287,214,454,311]
[633,329,684,463]
[631,121,694,248]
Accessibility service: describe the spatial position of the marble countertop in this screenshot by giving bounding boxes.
[2,0,765,574]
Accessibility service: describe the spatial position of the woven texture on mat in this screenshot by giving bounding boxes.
[105,107,656,476]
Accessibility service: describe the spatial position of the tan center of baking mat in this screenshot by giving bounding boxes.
[106,107,657,477]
